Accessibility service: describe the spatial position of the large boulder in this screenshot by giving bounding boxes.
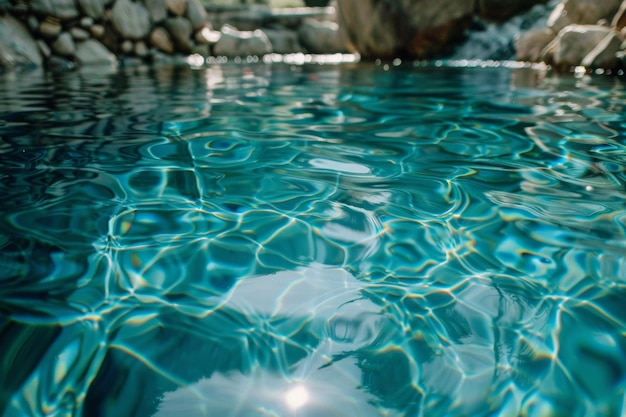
[515,27,554,62]
[335,0,476,59]
[0,15,42,70]
[545,24,621,69]
[547,0,622,32]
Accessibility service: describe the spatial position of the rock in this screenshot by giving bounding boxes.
[27,15,40,33]
[150,27,174,53]
[80,16,94,28]
[164,16,193,52]
[51,32,76,56]
[195,27,221,45]
[70,27,90,40]
[186,0,207,31]
[77,0,105,19]
[111,0,151,40]
[335,0,475,58]
[547,0,621,33]
[514,27,554,62]
[213,24,272,57]
[298,18,345,53]
[191,44,210,56]
[548,24,620,69]
[478,0,549,22]
[90,24,105,38]
[264,28,303,54]
[39,19,62,38]
[75,39,117,66]
[37,39,51,58]
[165,0,186,16]
[134,40,149,56]
[580,29,622,68]
[0,15,43,69]
[30,0,79,20]
[142,0,167,23]
[121,39,133,53]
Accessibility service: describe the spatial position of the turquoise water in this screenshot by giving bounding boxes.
[1,62,625,417]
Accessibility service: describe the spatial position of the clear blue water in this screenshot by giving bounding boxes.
[1,62,625,417]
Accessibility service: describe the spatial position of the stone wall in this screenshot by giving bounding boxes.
[516,0,626,71]
[0,0,347,72]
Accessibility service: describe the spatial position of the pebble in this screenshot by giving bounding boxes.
[165,16,193,52]
[39,18,62,38]
[90,23,104,38]
[165,0,186,17]
[70,27,90,40]
[150,27,174,54]
[51,31,75,56]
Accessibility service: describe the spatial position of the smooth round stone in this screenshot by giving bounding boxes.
[31,0,79,20]
[39,19,62,38]
[75,38,117,65]
[142,0,167,23]
[110,0,151,40]
[134,40,149,57]
[90,23,105,38]
[80,16,94,27]
[194,27,220,45]
[150,26,174,53]
[51,31,76,56]
[185,0,207,31]
[164,16,192,52]
[120,39,133,53]
[70,27,90,40]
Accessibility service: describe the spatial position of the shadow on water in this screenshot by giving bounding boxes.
[1,62,626,416]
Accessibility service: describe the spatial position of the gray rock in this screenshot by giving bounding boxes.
[514,27,554,62]
[186,0,207,31]
[0,15,43,69]
[580,28,622,69]
[191,44,210,57]
[111,0,151,40]
[213,24,272,56]
[298,18,344,53]
[75,39,117,66]
[165,16,193,52]
[70,27,90,41]
[547,0,621,33]
[51,31,76,56]
[80,16,94,28]
[77,0,105,19]
[336,0,475,58]
[30,0,79,20]
[166,0,186,16]
[121,40,133,53]
[134,40,149,56]
[150,26,174,53]
[142,0,167,23]
[549,24,620,69]
[264,28,303,54]
[27,15,40,33]
[39,19,62,38]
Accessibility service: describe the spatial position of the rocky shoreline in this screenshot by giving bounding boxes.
[2,0,626,73]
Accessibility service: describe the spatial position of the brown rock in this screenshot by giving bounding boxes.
[150,27,174,53]
[134,40,149,56]
[164,16,193,52]
[478,0,549,22]
[550,24,620,69]
[166,0,186,16]
[39,18,62,38]
[514,27,554,62]
[121,39,133,53]
[90,24,105,38]
[335,0,475,59]
[611,0,626,31]
[547,0,621,32]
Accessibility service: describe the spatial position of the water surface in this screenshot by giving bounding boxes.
[1,62,625,417]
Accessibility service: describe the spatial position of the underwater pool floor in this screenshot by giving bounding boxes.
[1,62,625,416]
